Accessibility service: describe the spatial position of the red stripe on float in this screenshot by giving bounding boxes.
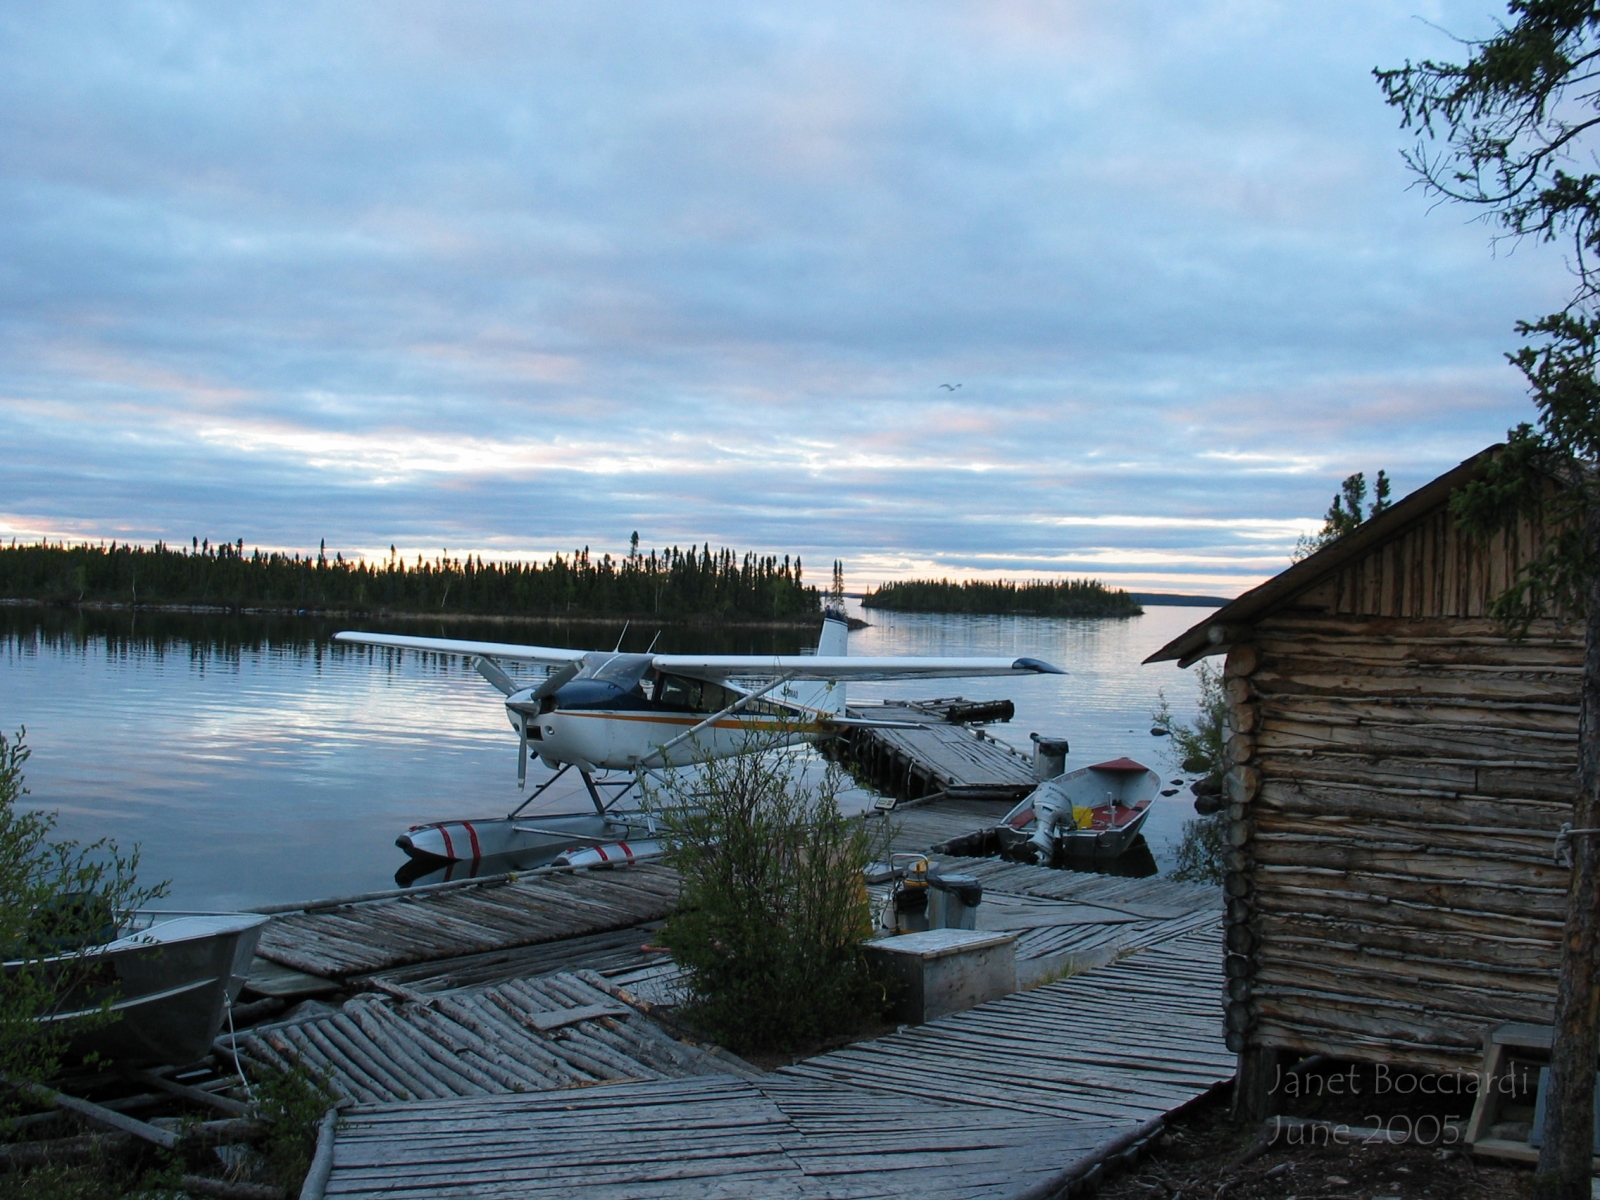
[595,845,610,862]
[464,822,482,860]
[618,842,634,860]
[437,824,456,859]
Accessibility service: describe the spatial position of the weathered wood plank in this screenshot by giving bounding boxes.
[1256,777,1569,829]
[1254,749,1576,800]
[1255,864,1567,921]
[317,926,1226,1199]
[1251,836,1572,888]
[256,865,681,978]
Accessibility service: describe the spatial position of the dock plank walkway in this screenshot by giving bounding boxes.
[781,923,1229,1122]
[263,800,1215,1001]
[253,864,679,980]
[840,718,1036,803]
[319,925,1227,1199]
[357,923,668,995]
[222,969,751,1103]
[876,795,1017,855]
[865,851,1221,983]
[324,1075,1120,1200]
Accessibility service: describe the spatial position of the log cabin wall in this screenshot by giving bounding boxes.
[1222,501,1582,1083]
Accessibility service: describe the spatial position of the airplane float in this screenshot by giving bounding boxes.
[333,609,1064,874]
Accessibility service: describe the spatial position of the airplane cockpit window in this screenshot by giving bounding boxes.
[655,674,792,716]
[655,674,700,710]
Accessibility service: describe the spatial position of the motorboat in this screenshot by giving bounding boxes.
[13,912,269,1068]
[993,757,1161,864]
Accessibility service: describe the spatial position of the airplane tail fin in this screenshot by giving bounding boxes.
[816,607,849,657]
[782,609,849,717]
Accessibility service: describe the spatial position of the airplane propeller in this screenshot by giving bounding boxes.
[474,656,517,695]
[507,661,582,788]
[518,720,528,788]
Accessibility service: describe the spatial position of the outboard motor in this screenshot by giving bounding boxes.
[1028,778,1071,863]
[1030,733,1069,781]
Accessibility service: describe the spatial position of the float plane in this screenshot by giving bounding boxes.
[333,609,1063,872]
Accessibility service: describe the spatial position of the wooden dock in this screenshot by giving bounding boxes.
[835,709,1037,803]
[885,853,1220,983]
[237,801,1215,1008]
[322,1075,1124,1200]
[782,923,1230,1121]
[222,969,753,1104]
[313,848,1221,1011]
[317,924,1228,1199]
[356,923,667,995]
[247,864,678,988]
[875,794,1020,852]
[231,786,1228,1198]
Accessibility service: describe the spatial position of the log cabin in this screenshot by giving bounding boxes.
[1146,446,1582,1115]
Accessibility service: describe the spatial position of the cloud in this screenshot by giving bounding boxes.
[0,1,1564,595]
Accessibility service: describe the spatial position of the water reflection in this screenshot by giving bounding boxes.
[394,850,539,888]
[0,605,812,658]
[0,601,1212,907]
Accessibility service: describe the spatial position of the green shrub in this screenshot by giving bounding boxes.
[251,1059,335,1188]
[649,744,886,1053]
[0,727,167,1107]
[1154,665,1229,886]
[1153,662,1227,782]
[1169,812,1227,885]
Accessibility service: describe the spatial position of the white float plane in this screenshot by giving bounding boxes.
[333,610,1063,870]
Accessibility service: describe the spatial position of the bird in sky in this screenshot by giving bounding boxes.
[940,383,962,391]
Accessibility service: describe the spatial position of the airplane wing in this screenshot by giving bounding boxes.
[331,631,588,666]
[650,654,1064,683]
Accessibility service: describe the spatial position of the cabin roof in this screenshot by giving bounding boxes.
[1144,445,1499,666]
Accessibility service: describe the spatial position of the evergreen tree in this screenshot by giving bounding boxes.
[0,538,820,622]
[1380,9,1600,1192]
[1292,469,1393,560]
[862,577,1141,617]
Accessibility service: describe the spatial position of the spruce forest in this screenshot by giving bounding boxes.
[864,577,1140,617]
[0,537,820,622]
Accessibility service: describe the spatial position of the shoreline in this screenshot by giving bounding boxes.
[0,597,840,631]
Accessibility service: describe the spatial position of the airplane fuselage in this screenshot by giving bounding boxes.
[509,659,836,771]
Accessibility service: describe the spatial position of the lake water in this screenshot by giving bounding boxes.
[0,601,1215,908]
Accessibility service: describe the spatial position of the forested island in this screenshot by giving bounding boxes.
[0,538,820,623]
[863,577,1142,617]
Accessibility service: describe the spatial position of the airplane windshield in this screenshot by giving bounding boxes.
[586,654,654,688]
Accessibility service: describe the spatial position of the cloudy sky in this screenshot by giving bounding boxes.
[0,2,1572,594]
